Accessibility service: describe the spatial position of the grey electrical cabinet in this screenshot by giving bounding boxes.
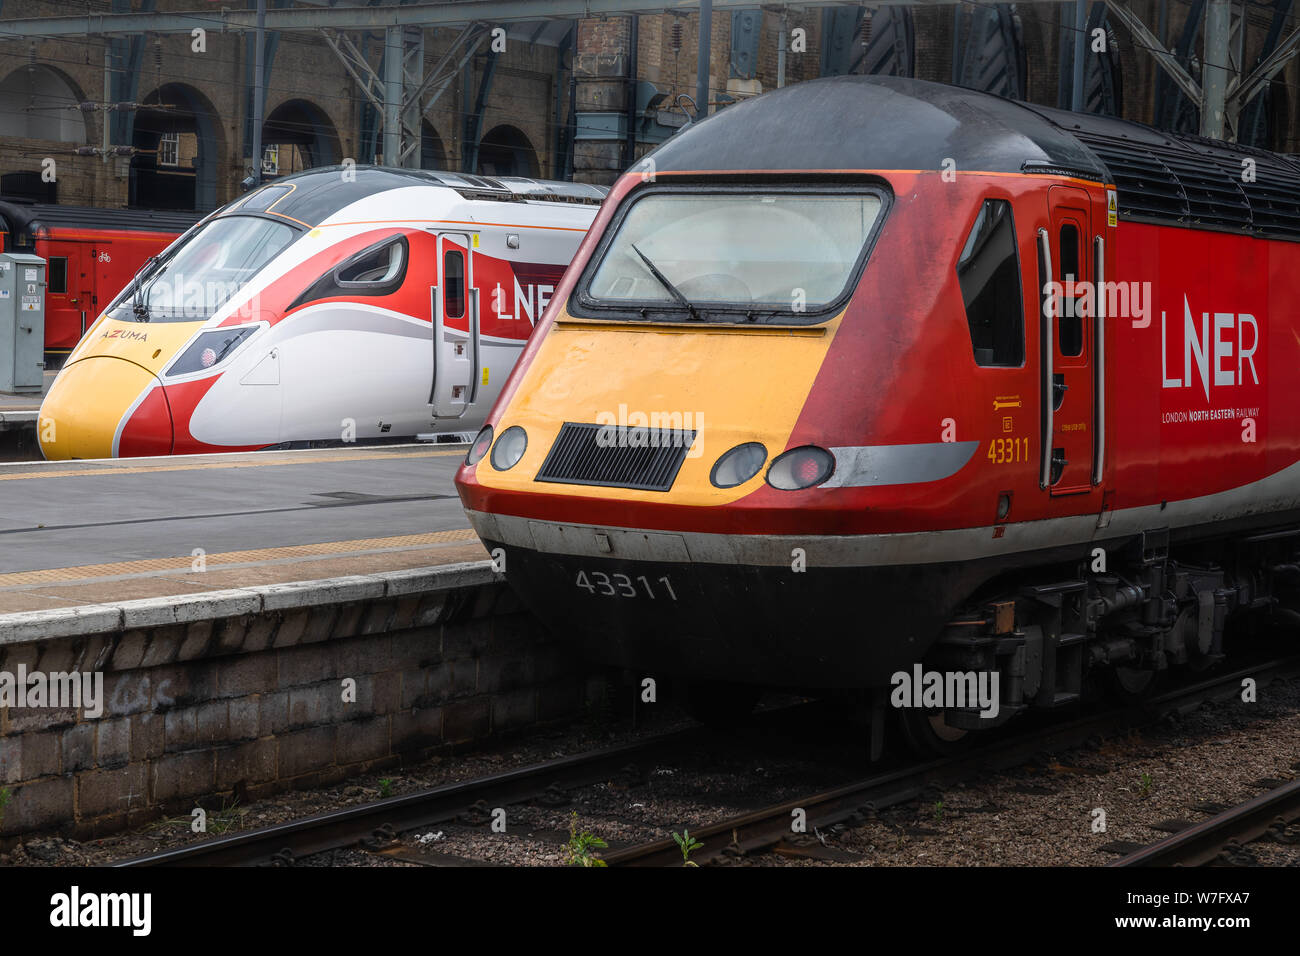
[0,252,46,393]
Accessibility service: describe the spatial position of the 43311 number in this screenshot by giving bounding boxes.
[575,570,678,601]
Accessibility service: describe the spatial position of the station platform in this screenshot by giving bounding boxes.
[0,368,55,411]
[0,371,51,461]
[0,443,487,615]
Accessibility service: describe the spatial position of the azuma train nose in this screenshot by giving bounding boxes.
[38,357,173,460]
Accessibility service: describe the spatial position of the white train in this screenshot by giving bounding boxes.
[38,166,604,458]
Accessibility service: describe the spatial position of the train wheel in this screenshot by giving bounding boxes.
[896,708,971,758]
[1109,665,1159,701]
[685,681,761,728]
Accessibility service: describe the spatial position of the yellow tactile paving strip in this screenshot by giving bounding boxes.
[0,446,465,481]
[0,530,479,590]
[0,542,494,615]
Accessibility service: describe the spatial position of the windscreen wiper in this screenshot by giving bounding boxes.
[130,255,160,322]
[629,243,701,321]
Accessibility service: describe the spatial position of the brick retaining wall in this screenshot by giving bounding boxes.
[0,563,598,845]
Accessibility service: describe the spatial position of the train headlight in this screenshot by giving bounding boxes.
[710,442,767,488]
[466,425,494,465]
[766,445,835,490]
[490,426,528,471]
[167,326,256,377]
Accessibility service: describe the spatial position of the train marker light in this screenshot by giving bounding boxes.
[490,426,527,471]
[766,446,834,490]
[710,442,767,488]
[466,425,493,465]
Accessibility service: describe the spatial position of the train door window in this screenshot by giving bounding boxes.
[1057,222,1084,356]
[957,199,1024,367]
[444,249,466,319]
[47,256,67,294]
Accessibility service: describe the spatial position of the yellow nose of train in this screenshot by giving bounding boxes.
[38,319,193,460]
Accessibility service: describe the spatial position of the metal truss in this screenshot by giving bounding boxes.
[1105,0,1300,142]
[0,2,1075,40]
[324,21,487,169]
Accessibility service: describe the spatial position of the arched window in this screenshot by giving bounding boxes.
[0,65,90,142]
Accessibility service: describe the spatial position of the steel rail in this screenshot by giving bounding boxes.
[1111,776,1300,867]
[604,656,1300,866]
[116,657,1299,867]
[116,724,709,867]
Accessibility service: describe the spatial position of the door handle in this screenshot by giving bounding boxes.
[1050,449,1068,486]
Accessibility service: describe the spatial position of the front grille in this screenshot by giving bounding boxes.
[535,422,696,492]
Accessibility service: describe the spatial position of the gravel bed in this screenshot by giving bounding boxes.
[0,693,701,867]
[4,675,1298,868]
[757,674,1300,867]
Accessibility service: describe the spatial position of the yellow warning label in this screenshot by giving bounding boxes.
[482,366,489,385]
[1107,189,1118,227]
[472,234,480,248]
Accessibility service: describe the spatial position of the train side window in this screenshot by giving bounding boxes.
[443,249,465,319]
[287,235,408,311]
[47,256,68,294]
[1057,222,1083,357]
[957,199,1024,367]
[337,239,406,286]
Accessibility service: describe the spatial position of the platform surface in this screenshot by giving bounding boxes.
[0,444,487,615]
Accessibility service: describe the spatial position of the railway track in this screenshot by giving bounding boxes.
[1110,776,1300,867]
[115,725,712,867]
[116,656,1300,867]
[605,656,1300,867]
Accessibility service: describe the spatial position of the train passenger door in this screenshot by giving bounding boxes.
[89,241,115,332]
[1041,187,1096,496]
[429,231,480,418]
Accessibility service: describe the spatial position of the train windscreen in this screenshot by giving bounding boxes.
[582,190,883,322]
[108,215,296,323]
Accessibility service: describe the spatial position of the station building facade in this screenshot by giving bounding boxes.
[0,1,1296,206]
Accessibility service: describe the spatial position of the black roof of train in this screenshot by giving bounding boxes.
[1,168,606,245]
[649,75,1108,179]
[0,199,200,239]
[222,166,606,227]
[647,75,1300,241]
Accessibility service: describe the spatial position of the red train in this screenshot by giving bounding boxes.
[0,200,199,358]
[456,76,1300,751]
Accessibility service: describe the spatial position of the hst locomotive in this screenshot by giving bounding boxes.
[37,167,604,459]
[456,75,1300,751]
